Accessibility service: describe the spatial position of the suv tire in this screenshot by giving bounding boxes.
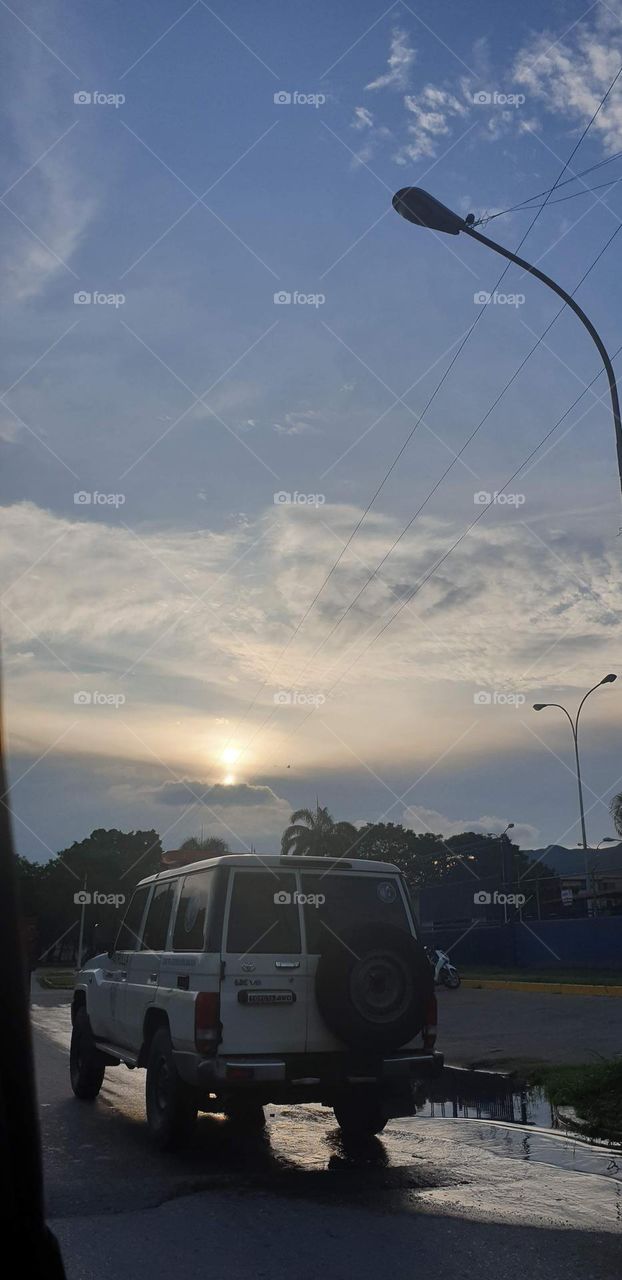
[146,1027,197,1151]
[315,924,432,1051]
[70,1007,106,1100]
[333,1087,387,1138]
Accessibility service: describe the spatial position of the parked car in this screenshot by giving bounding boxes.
[70,853,442,1146]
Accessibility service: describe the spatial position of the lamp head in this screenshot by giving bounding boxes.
[392,187,467,235]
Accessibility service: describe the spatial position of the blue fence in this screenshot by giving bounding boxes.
[425,916,622,970]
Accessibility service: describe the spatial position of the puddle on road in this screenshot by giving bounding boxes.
[416,1066,622,1181]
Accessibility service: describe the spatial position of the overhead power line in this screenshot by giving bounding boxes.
[233,62,622,758]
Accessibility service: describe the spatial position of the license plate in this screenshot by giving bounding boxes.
[238,990,296,1005]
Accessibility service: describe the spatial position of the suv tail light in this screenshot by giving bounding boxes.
[422,992,437,1050]
[195,991,221,1054]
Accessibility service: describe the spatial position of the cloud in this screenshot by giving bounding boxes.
[2,6,96,301]
[366,28,416,92]
[396,85,470,161]
[513,8,622,153]
[151,779,286,808]
[402,805,539,848]
[352,106,374,131]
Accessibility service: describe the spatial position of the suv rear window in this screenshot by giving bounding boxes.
[173,870,214,951]
[226,871,301,954]
[301,873,410,952]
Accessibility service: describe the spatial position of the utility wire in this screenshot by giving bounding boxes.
[281,337,622,748]
[284,218,622,683]
[474,146,622,225]
[232,62,622,757]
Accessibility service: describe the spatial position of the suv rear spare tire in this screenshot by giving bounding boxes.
[315,924,432,1051]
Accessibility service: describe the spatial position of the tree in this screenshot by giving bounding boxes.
[281,806,357,859]
[179,834,230,855]
[16,829,163,965]
[611,793,622,837]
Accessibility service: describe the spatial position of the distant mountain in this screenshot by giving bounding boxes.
[527,844,622,875]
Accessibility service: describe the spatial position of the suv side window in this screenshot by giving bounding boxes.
[114,886,150,952]
[226,871,300,954]
[172,870,214,951]
[142,879,176,952]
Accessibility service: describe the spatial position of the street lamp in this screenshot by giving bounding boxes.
[533,675,617,911]
[391,187,622,495]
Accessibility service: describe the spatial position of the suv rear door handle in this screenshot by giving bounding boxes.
[149,972,158,983]
[274,960,300,969]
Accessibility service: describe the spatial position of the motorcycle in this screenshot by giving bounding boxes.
[427,947,461,989]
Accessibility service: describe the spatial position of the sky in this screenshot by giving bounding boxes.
[1,0,622,863]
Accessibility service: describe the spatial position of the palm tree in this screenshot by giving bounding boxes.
[281,805,358,859]
[180,834,230,855]
[610,793,622,837]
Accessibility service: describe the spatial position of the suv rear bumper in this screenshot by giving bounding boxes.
[175,1048,443,1090]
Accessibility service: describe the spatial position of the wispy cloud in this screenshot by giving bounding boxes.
[366,27,416,92]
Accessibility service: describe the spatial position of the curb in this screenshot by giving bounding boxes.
[461,978,622,997]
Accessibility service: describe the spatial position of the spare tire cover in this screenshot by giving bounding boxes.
[314,923,433,1052]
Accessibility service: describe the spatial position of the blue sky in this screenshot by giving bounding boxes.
[2,0,622,861]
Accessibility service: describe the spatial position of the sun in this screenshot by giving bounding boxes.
[221,746,240,765]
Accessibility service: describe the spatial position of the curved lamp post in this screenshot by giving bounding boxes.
[533,674,616,850]
[391,187,622,496]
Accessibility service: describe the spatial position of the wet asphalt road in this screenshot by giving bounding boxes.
[32,987,622,1280]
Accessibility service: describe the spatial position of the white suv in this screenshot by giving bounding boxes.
[70,854,442,1146]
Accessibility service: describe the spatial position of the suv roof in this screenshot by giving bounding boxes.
[137,852,401,886]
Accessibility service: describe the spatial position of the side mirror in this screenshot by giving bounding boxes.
[92,921,116,958]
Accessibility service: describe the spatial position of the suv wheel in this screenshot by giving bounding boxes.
[333,1088,387,1138]
[146,1027,197,1151]
[70,1007,106,1100]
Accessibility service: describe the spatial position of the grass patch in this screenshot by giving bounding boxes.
[461,966,622,986]
[533,1061,622,1138]
[37,969,75,990]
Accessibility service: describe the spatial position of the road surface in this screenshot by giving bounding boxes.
[31,986,622,1280]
